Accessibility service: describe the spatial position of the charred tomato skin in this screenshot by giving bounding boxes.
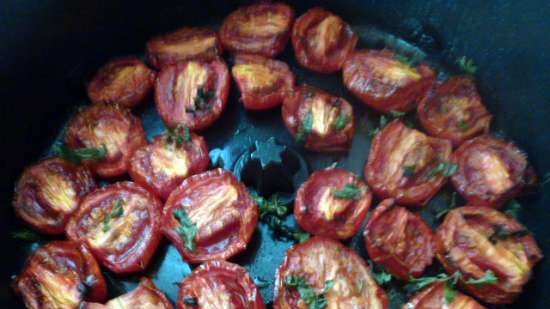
[178,260,265,309]
[294,168,372,239]
[401,282,487,309]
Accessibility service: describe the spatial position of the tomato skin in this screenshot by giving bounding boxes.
[13,240,107,309]
[402,282,487,309]
[294,168,372,239]
[364,199,435,280]
[87,57,157,108]
[291,7,358,73]
[13,157,96,235]
[155,59,230,130]
[435,206,543,304]
[343,49,436,113]
[232,54,295,110]
[66,181,163,274]
[178,260,265,309]
[162,168,258,263]
[364,120,452,206]
[219,3,294,57]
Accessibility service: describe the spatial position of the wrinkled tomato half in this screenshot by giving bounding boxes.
[220,3,294,57]
[291,7,357,73]
[294,168,372,239]
[65,104,147,178]
[402,282,486,309]
[365,120,452,206]
[274,237,388,309]
[232,54,295,110]
[146,27,221,69]
[66,181,163,274]
[13,240,107,309]
[436,206,543,304]
[364,199,435,280]
[162,168,258,263]
[155,59,230,130]
[87,57,156,108]
[178,260,265,309]
[343,49,436,113]
[13,157,96,235]
[282,84,355,152]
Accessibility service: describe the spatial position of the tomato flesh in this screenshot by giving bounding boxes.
[402,282,487,309]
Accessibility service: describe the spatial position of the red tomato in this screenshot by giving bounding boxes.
[402,282,486,309]
[219,3,294,57]
[343,49,436,113]
[65,104,147,178]
[282,84,355,152]
[364,199,435,280]
[13,157,96,235]
[66,181,163,274]
[435,206,543,304]
[87,57,156,108]
[291,7,358,73]
[364,120,452,206]
[155,59,230,130]
[13,240,107,309]
[162,168,258,263]
[178,260,265,309]
[232,54,295,110]
[129,130,210,200]
[294,168,372,239]
[274,237,389,309]
[146,27,221,69]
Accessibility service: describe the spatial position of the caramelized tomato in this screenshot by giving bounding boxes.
[291,7,357,73]
[66,182,163,274]
[402,282,486,309]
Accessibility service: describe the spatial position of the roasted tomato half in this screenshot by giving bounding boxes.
[129,129,210,200]
[365,120,452,206]
[232,54,295,110]
[291,7,357,73]
[178,260,265,309]
[282,84,355,152]
[87,57,156,108]
[155,59,230,130]
[146,27,221,69]
[451,135,534,208]
[274,237,388,309]
[66,182,163,274]
[65,104,147,178]
[13,240,107,309]
[343,49,436,113]
[294,168,372,239]
[162,168,258,263]
[364,199,435,280]
[436,206,543,304]
[402,282,486,309]
[219,2,294,57]
[13,158,96,235]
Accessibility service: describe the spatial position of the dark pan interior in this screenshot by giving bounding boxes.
[1,0,549,308]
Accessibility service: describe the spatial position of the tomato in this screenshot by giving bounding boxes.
[342,49,436,113]
[13,240,107,309]
[364,120,452,206]
[146,27,221,69]
[291,7,357,73]
[282,84,355,152]
[178,260,265,309]
[129,130,210,200]
[435,206,543,304]
[294,168,372,239]
[364,199,435,280]
[274,237,388,309]
[162,168,258,263]
[155,59,230,130]
[66,181,163,274]
[219,3,294,57]
[13,158,96,235]
[231,54,295,110]
[65,104,147,178]
[87,57,156,108]
[402,282,486,309]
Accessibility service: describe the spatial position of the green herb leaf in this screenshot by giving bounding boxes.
[332,112,350,131]
[444,282,457,304]
[194,87,215,110]
[408,270,497,301]
[464,271,498,286]
[457,119,470,132]
[285,275,334,309]
[166,125,191,147]
[407,272,460,291]
[174,208,198,252]
[428,162,458,178]
[395,54,416,67]
[373,269,393,286]
[435,192,457,220]
[102,199,124,232]
[265,216,310,243]
[389,110,406,118]
[11,229,41,242]
[332,184,362,200]
[503,199,521,218]
[457,56,477,75]
[296,111,314,144]
[369,111,405,136]
[253,193,289,219]
[403,164,417,177]
[53,143,107,164]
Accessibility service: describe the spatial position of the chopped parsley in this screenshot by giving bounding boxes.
[166,125,191,147]
[332,112,350,131]
[369,111,405,136]
[296,111,314,144]
[285,275,334,309]
[253,193,289,219]
[368,261,393,286]
[457,119,470,132]
[428,162,458,178]
[194,87,215,110]
[53,143,107,164]
[464,271,498,286]
[174,208,198,252]
[332,184,363,200]
[102,199,124,232]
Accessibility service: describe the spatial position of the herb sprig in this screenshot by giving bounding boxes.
[285,275,334,309]
[53,143,107,164]
[174,208,198,251]
[369,111,406,136]
[102,199,124,232]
